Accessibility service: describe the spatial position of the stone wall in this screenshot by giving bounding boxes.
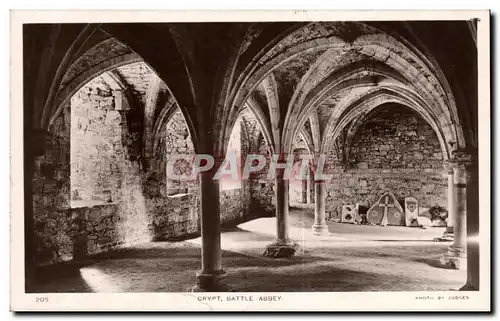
[324,104,447,221]
[289,148,310,203]
[165,110,197,195]
[70,76,122,202]
[32,103,73,265]
[220,118,243,191]
[247,134,275,216]
[33,74,156,265]
[147,194,200,241]
[347,104,444,171]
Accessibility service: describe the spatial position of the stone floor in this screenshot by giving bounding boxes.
[30,205,466,292]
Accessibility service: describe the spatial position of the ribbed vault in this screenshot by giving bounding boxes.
[217,22,467,164]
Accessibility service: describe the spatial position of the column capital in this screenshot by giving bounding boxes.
[448,148,478,168]
[443,161,454,173]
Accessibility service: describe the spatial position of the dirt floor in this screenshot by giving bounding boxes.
[31,205,466,293]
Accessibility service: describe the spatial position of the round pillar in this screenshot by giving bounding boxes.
[264,162,298,258]
[312,179,329,235]
[440,154,468,270]
[461,155,479,291]
[446,167,456,235]
[193,157,226,292]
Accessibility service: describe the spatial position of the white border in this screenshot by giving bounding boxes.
[9,9,491,312]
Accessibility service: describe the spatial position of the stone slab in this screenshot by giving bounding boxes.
[404,196,419,227]
[341,204,356,224]
[367,192,405,226]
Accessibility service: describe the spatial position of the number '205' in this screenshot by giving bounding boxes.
[36,297,48,303]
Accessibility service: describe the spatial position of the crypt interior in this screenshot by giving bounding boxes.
[23,21,479,292]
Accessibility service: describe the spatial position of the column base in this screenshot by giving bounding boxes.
[440,246,467,270]
[459,283,479,291]
[191,270,228,292]
[433,231,454,242]
[312,223,329,236]
[263,241,298,258]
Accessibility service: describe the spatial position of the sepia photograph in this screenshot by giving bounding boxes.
[10,9,491,311]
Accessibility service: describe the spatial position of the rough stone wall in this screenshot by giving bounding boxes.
[165,110,196,195]
[220,118,243,191]
[32,103,73,265]
[145,112,201,240]
[325,104,447,221]
[147,194,200,241]
[289,148,309,203]
[220,189,252,227]
[347,105,444,170]
[248,134,275,216]
[70,76,122,201]
[69,75,152,256]
[32,74,154,266]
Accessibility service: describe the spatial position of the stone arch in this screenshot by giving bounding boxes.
[282,60,458,160]
[220,36,347,151]
[261,73,282,152]
[38,24,101,130]
[216,22,307,151]
[320,89,450,161]
[289,60,409,128]
[298,128,314,156]
[237,105,273,154]
[50,53,142,127]
[89,25,201,151]
[284,56,463,157]
[152,96,180,157]
[216,23,465,159]
[43,34,200,154]
[245,96,275,154]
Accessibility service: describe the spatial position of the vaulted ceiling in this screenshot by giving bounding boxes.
[24,21,477,159]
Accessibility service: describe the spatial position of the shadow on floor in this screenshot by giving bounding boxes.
[226,263,437,292]
[412,257,458,270]
[28,239,464,293]
[29,243,342,293]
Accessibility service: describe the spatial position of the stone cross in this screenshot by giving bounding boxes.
[378,195,394,227]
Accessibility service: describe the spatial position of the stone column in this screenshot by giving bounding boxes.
[440,158,467,269]
[301,175,308,203]
[276,170,289,242]
[194,157,226,292]
[446,166,456,235]
[264,161,298,258]
[461,152,479,291]
[307,169,315,204]
[312,179,329,235]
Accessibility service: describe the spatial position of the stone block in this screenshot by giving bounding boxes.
[357,162,368,169]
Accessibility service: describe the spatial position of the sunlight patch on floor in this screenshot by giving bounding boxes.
[79,267,123,292]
